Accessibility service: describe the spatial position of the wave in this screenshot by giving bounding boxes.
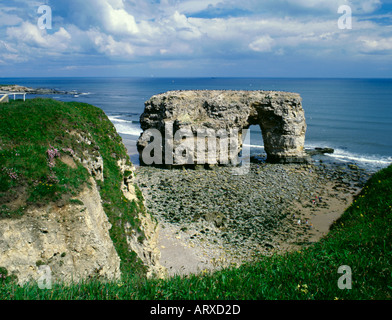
[108,115,142,136]
[108,116,134,124]
[244,144,265,149]
[113,123,142,136]
[327,149,392,167]
[247,143,392,171]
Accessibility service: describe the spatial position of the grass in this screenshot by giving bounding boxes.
[0,98,146,277]
[1,98,391,300]
[1,164,392,301]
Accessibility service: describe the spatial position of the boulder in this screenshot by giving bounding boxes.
[306,147,335,156]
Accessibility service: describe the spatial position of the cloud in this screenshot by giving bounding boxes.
[101,1,139,35]
[0,0,391,76]
[249,35,275,52]
[6,22,72,50]
[0,11,23,27]
[359,36,392,52]
[174,0,225,15]
[169,11,203,40]
[87,29,135,56]
[353,0,382,13]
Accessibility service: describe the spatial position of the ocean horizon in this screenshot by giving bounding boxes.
[1,77,391,172]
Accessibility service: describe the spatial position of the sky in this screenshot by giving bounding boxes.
[0,0,392,78]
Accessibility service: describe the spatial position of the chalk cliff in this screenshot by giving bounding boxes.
[0,99,165,285]
[0,178,122,285]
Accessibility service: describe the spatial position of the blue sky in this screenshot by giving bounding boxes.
[0,0,391,77]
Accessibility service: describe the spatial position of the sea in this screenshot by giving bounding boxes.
[1,77,391,172]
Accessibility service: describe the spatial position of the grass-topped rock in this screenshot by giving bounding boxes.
[0,98,164,284]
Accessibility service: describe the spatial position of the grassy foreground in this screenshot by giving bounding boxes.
[1,99,391,300]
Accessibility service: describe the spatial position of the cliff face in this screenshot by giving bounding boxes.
[117,159,167,279]
[0,99,165,285]
[137,90,309,166]
[0,178,121,285]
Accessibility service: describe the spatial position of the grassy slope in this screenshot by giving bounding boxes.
[0,98,147,278]
[0,99,391,300]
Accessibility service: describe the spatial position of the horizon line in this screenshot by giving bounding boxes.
[1,76,392,80]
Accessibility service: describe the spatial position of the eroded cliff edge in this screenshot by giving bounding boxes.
[137,90,309,166]
[0,98,165,285]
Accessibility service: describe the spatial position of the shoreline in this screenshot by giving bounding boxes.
[128,140,372,277]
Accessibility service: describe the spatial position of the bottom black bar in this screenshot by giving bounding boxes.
[1,300,389,318]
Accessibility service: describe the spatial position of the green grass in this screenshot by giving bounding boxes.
[2,163,392,300]
[1,98,391,300]
[0,98,91,207]
[0,98,146,276]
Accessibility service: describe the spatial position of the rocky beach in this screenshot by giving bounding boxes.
[133,152,372,276]
[131,89,374,277]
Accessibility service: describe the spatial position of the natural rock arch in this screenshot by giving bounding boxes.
[137,90,309,166]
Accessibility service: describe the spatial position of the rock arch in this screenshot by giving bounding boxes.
[137,90,309,166]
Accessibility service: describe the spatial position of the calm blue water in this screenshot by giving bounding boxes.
[1,77,391,171]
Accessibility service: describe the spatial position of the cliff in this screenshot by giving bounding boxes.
[137,90,309,166]
[0,98,165,285]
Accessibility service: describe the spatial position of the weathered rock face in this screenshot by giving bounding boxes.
[117,159,167,279]
[0,178,121,285]
[0,129,166,284]
[137,90,309,166]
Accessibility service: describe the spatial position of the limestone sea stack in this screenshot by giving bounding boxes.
[137,90,309,166]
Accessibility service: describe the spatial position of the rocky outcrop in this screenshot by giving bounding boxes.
[0,178,121,285]
[137,90,309,166]
[0,124,166,284]
[126,212,167,279]
[117,159,167,279]
[69,131,105,182]
[0,85,80,95]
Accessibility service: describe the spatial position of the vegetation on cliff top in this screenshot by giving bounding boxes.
[0,98,146,276]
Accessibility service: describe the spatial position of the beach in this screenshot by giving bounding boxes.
[126,139,372,276]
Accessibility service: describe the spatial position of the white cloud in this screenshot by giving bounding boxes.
[249,35,275,52]
[88,29,135,56]
[170,11,203,40]
[359,36,392,52]
[6,22,71,50]
[103,3,139,35]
